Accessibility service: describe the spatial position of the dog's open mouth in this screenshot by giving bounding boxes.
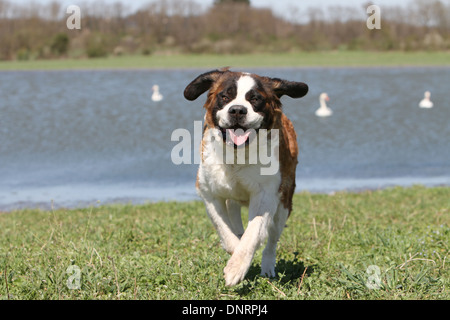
[219,126,257,147]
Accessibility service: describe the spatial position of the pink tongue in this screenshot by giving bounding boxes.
[227,129,251,146]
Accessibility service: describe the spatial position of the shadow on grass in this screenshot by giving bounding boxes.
[234,252,316,296]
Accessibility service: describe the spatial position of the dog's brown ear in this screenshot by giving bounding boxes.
[269,78,309,99]
[184,69,226,101]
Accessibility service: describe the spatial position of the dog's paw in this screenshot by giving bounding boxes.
[260,265,276,278]
[260,254,276,278]
[223,255,250,286]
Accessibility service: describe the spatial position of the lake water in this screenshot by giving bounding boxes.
[1,67,449,210]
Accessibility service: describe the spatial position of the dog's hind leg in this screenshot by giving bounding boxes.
[261,205,289,278]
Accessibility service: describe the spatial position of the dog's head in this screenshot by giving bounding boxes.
[184,68,308,147]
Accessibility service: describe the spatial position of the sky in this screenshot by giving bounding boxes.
[7,0,421,22]
[11,0,415,14]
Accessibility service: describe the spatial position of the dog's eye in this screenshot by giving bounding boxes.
[250,96,259,104]
[221,95,230,103]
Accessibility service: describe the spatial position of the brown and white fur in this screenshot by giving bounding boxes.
[184,68,308,286]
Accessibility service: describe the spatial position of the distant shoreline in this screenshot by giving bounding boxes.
[1,181,448,213]
[2,64,450,73]
[1,51,449,71]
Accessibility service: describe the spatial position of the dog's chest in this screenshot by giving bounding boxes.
[198,157,281,203]
[199,164,248,201]
[197,127,282,203]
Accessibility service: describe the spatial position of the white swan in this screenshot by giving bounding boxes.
[152,85,163,102]
[419,91,433,108]
[315,93,332,117]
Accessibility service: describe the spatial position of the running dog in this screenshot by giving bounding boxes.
[184,69,308,286]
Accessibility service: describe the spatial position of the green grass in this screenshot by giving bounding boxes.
[0,51,449,71]
[0,185,449,300]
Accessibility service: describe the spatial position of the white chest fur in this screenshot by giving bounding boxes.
[198,161,281,204]
[197,130,281,204]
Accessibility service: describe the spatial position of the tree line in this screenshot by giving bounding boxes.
[0,0,448,60]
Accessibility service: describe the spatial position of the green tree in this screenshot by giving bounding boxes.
[51,33,70,56]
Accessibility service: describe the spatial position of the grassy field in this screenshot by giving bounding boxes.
[0,51,449,70]
[0,185,448,300]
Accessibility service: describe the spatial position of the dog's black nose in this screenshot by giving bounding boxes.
[228,105,248,115]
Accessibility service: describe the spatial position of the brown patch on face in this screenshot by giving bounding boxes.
[248,74,279,130]
[204,71,240,130]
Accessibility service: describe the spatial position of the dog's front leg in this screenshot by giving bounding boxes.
[202,196,241,255]
[223,192,278,286]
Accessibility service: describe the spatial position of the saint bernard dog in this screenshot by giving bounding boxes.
[184,68,308,286]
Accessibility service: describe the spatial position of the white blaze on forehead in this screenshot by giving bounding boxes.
[235,75,256,103]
